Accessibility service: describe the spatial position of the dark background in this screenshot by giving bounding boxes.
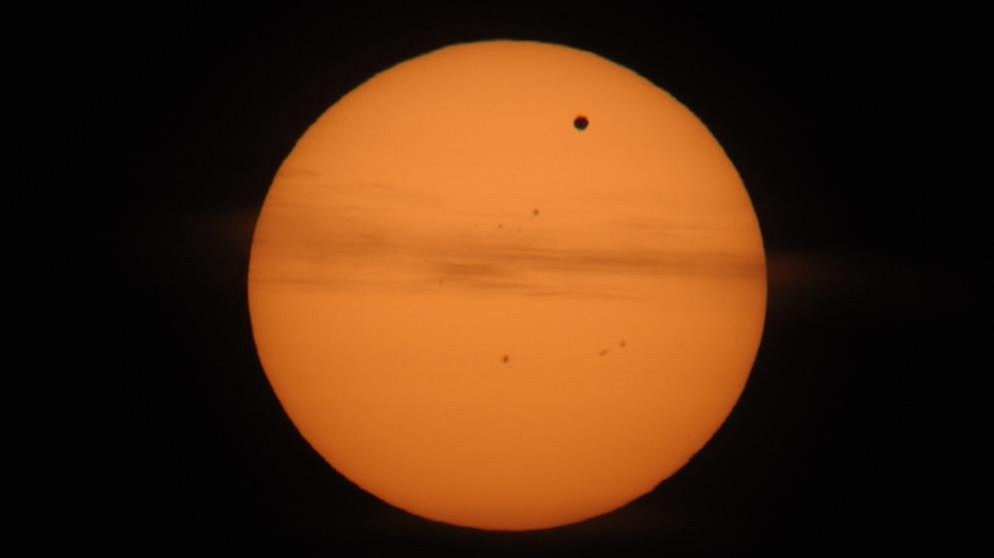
[22,6,975,554]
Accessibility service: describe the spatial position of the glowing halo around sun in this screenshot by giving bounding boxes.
[248,40,766,531]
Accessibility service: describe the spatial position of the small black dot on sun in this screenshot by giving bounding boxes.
[574,115,589,131]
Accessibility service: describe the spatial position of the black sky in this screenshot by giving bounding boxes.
[22,6,976,554]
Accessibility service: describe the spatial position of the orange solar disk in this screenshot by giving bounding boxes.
[249,40,766,531]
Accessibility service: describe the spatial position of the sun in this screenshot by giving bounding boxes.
[248,40,766,531]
